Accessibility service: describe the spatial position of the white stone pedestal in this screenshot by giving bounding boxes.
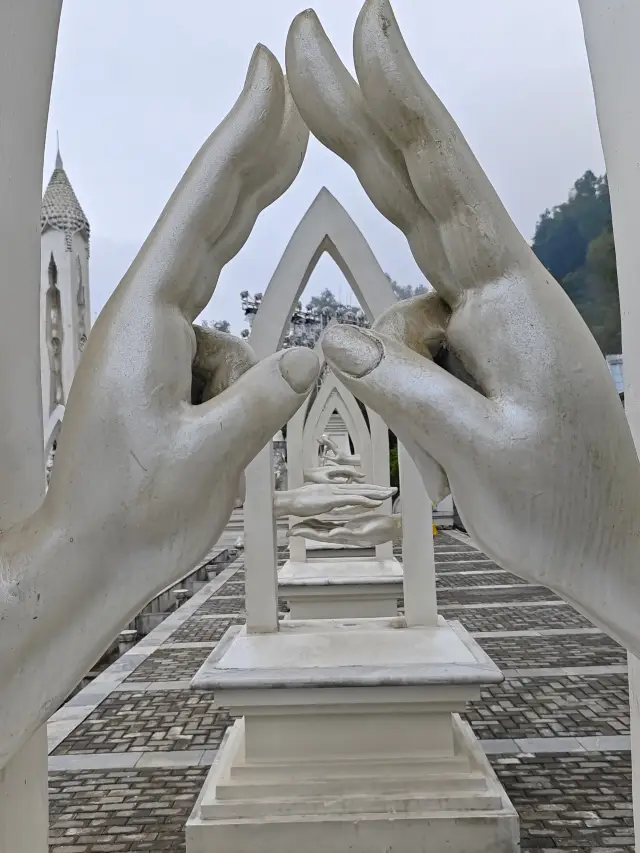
[278,558,403,618]
[186,617,519,853]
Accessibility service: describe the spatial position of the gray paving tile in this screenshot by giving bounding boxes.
[480,739,520,755]
[577,735,631,752]
[515,737,584,754]
[135,749,205,767]
[48,751,140,771]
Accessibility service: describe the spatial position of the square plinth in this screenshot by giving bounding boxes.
[187,619,516,853]
[192,615,501,694]
[278,558,404,618]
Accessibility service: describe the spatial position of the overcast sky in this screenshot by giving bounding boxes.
[44,0,604,332]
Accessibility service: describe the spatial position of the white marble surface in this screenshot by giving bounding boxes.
[278,557,402,586]
[192,616,502,689]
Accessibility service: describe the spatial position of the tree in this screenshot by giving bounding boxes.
[532,170,620,355]
[387,274,427,301]
[201,319,231,333]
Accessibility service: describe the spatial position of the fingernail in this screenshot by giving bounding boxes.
[279,348,319,393]
[322,326,383,378]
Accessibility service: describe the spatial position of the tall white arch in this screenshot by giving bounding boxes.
[243,188,433,632]
[249,187,396,359]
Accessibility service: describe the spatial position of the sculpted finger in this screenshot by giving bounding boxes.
[332,485,396,497]
[326,467,367,482]
[374,290,449,358]
[333,495,385,509]
[286,9,453,293]
[209,81,309,282]
[354,0,528,297]
[191,325,257,404]
[123,46,286,317]
[321,324,497,473]
[186,348,320,472]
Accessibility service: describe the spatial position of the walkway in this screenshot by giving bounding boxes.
[48,531,633,852]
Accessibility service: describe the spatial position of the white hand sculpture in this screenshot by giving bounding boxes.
[287,0,640,655]
[0,47,320,770]
[289,512,402,547]
[274,483,396,517]
[304,464,366,484]
[317,433,361,466]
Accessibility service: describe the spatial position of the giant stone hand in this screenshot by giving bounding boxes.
[304,464,366,484]
[0,47,319,769]
[286,0,640,655]
[289,512,402,547]
[275,483,396,517]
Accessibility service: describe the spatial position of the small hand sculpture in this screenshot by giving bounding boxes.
[287,0,640,655]
[0,48,320,770]
[304,464,366,484]
[275,482,396,517]
[289,512,402,547]
[317,433,361,466]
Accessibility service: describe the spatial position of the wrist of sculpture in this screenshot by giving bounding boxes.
[0,504,164,767]
[273,491,292,518]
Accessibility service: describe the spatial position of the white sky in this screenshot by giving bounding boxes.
[45,0,605,332]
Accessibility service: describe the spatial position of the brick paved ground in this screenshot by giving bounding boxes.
[474,633,627,670]
[122,648,213,683]
[443,604,595,632]
[47,529,635,852]
[168,615,244,644]
[466,673,630,739]
[49,767,207,852]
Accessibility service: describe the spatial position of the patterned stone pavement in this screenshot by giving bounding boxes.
[46,527,635,852]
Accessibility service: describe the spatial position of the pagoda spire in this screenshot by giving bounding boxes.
[55,132,63,170]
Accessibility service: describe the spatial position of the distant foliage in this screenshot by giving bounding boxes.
[240,276,426,350]
[532,171,620,355]
[200,319,231,333]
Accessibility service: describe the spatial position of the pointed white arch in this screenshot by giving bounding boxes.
[249,187,397,358]
[243,188,434,631]
[302,376,372,478]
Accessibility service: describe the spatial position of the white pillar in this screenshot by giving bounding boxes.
[370,411,393,561]
[579,1,640,844]
[398,444,437,626]
[0,3,62,850]
[244,446,280,633]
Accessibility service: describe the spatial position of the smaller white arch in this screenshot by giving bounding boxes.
[249,188,397,359]
[303,377,372,479]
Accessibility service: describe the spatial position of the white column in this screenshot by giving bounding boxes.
[286,411,307,563]
[370,411,393,561]
[244,446,280,633]
[579,1,640,844]
[398,444,437,626]
[0,2,62,851]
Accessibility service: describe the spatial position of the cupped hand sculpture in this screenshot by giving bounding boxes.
[304,464,366,484]
[275,482,396,517]
[286,0,640,654]
[317,433,361,466]
[289,512,402,547]
[0,47,319,770]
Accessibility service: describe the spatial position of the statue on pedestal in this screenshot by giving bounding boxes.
[317,433,361,467]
